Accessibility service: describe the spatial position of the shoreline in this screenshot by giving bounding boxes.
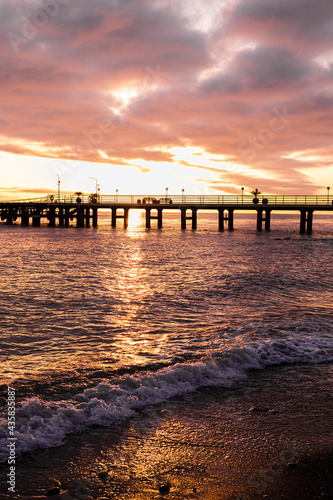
[1,439,332,499]
[1,363,332,499]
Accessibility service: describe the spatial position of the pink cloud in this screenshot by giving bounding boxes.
[0,0,332,193]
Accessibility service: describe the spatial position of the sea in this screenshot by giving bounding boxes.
[0,210,332,498]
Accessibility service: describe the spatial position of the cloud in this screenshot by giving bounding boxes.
[218,0,333,56]
[0,0,333,193]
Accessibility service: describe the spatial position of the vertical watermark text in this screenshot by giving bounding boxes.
[7,386,16,493]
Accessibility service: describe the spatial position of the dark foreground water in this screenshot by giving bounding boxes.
[0,211,332,498]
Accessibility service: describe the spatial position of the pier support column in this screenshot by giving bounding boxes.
[48,206,56,227]
[64,208,70,227]
[228,209,234,231]
[307,210,313,234]
[124,208,129,228]
[145,208,151,229]
[265,210,271,231]
[145,208,162,228]
[300,210,306,234]
[6,214,13,225]
[85,208,90,228]
[181,208,187,229]
[300,210,314,234]
[257,209,272,231]
[180,208,197,230]
[58,207,64,227]
[191,208,197,230]
[157,208,163,229]
[257,209,263,231]
[92,207,98,228]
[111,208,117,227]
[218,209,233,231]
[111,207,129,228]
[32,215,41,227]
[76,206,84,228]
[218,209,224,231]
[21,210,30,226]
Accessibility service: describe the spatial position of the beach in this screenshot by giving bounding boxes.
[2,362,332,499]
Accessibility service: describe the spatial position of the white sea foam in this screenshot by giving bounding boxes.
[0,334,332,462]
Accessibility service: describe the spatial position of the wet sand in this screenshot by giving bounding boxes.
[1,363,332,499]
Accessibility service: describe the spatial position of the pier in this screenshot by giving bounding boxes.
[0,194,332,234]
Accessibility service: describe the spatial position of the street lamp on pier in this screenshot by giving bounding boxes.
[327,186,330,204]
[241,186,244,204]
[182,188,185,203]
[166,187,168,201]
[116,189,118,202]
[89,177,99,201]
[57,174,61,202]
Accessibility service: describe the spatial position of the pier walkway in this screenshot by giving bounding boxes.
[0,194,332,234]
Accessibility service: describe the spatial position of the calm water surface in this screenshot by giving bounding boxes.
[0,211,332,461]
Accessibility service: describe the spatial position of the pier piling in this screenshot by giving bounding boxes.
[112,207,129,228]
[76,206,84,228]
[257,209,271,231]
[218,209,234,231]
[92,208,98,228]
[85,208,90,228]
[145,208,163,229]
[145,208,151,229]
[48,206,56,227]
[32,214,41,227]
[300,209,314,234]
[21,210,29,226]
[180,208,197,229]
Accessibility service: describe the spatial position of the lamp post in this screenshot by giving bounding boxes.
[241,186,244,204]
[116,189,118,202]
[89,177,99,201]
[166,187,168,201]
[327,186,330,204]
[182,188,185,203]
[57,174,61,202]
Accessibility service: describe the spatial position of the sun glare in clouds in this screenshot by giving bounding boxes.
[110,87,140,115]
[98,150,109,159]
[283,151,333,162]
[296,165,333,190]
[282,151,333,189]
[0,136,63,157]
[176,0,226,33]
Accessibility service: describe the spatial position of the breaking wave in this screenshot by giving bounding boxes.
[0,334,332,462]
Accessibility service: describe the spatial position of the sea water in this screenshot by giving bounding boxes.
[0,211,332,467]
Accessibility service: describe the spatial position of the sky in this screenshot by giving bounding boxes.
[1,0,333,199]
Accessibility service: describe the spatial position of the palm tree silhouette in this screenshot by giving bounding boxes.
[251,188,261,204]
[74,191,83,203]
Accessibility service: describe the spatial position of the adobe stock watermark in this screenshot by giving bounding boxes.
[8,0,71,54]
[238,105,294,162]
[7,387,16,494]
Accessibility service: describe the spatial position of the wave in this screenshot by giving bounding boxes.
[0,334,332,462]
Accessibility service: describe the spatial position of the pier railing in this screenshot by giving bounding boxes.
[2,194,332,205]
